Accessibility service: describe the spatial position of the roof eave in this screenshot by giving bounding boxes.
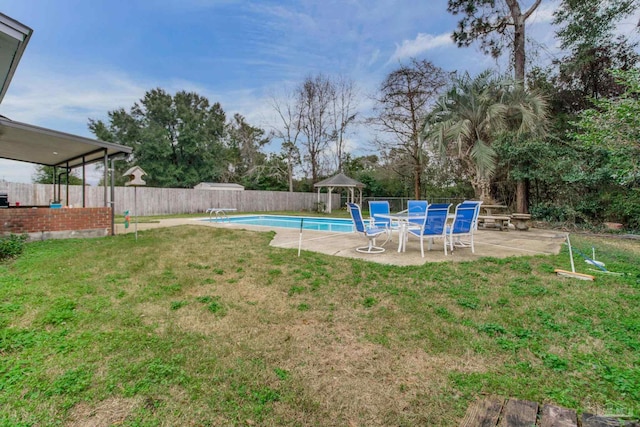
[0,13,33,104]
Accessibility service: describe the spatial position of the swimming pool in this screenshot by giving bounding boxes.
[201,215,355,233]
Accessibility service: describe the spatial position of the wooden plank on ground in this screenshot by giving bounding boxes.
[581,413,640,427]
[540,404,577,427]
[498,399,538,427]
[582,413,622,427]
[459,396,504,427]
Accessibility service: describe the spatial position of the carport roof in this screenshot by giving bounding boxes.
[0,117,132,168]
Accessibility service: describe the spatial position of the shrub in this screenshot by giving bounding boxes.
[609,188,640,230]
[0,234,28,261]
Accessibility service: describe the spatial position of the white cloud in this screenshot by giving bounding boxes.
[1,63,147,136]
[389,32,453,62]
[0,58,262,136]
[0,56,288,184]
[250,3,318,33]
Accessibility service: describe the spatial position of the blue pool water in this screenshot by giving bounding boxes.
[202,215,355,233]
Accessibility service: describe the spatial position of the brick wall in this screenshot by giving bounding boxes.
[0,207,111,237]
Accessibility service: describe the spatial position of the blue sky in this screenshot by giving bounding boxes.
[1,0,631,184]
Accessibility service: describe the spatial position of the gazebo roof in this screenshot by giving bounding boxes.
[314,172,364,188]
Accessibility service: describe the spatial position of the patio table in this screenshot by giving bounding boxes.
[374,213,427,253]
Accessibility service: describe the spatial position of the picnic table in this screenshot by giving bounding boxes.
[478,205,511,231]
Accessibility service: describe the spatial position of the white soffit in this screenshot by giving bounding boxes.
[0,13,32,104]
[0,117,132,168]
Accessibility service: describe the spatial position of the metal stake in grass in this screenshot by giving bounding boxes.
[297,218,304,257]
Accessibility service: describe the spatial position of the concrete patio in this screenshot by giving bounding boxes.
[115,217,566,266]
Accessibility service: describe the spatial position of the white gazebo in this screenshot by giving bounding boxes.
[313,173,364,213]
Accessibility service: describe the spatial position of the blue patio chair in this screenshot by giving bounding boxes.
[406,203,451,257]
[449,200,483,248]
[368,200,398,238]
[347,202,387,254]
[396,200,428,251]
[460,200,483,230]
[446,203,478,253]
[407,200,428,228]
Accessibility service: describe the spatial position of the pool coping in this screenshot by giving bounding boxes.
[197,214,355,233]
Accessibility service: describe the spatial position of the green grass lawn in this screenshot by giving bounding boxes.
[1,226,639,426]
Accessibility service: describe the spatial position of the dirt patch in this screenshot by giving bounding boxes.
[66,397,141,427]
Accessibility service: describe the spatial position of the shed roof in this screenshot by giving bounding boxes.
[195,182,245,190]
[314,172,364,188]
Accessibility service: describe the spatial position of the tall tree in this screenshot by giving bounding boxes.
[552,0,639,111]
[33,166,83,185]
[426,71,547,202]
[448,0,541,83]
[296,74,335,184]
[224,113,270,184]
[250,153,293,191]
[554,0,636,50]
[272,74,358,185]
[271,90,303,192]
[89,88,227,188]
[369,59,449,199]
[572,69,640,187]
[89,110,137,186]
[447,0,542,212]
[329,76,358,172]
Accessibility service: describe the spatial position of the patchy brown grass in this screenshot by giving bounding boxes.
[66,397,141,427]
[1,226,638,426]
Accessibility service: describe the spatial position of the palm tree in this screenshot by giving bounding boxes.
[425,70,547,204]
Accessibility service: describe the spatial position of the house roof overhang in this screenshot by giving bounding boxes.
[0,13,32,104]
[0,117,132,168]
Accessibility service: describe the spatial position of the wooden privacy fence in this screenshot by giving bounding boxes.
[1,182,340,216]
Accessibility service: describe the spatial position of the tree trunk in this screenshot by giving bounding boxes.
[472,176,492,203]
[287,156,293,192]
[507,0,541,213]
[310,152,318,184]
[480,178,491,203]
[516,180,529,214]
[414,164,421,200]
[512,15,526,83]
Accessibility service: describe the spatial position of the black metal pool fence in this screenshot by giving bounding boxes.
[340,196,468,213]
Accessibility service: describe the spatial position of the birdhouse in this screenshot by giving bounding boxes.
[123,166,147,186]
